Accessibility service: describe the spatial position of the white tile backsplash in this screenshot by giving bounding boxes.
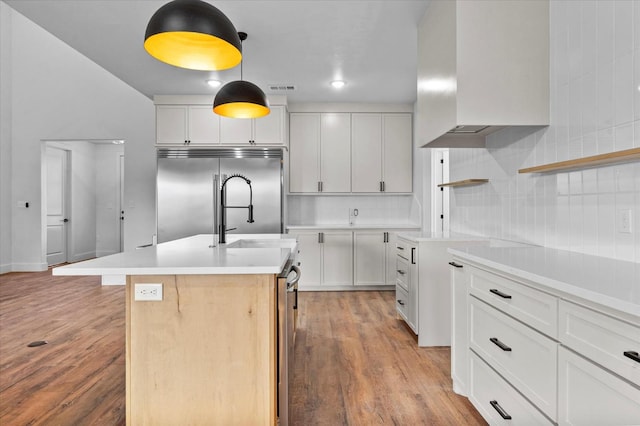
[287,194,420,227]
[447,0,639,263]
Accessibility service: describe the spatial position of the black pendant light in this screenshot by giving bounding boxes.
[144,0,242,71]
[213,32,270,119]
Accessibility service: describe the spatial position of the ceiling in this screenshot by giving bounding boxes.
[5,0,429,105]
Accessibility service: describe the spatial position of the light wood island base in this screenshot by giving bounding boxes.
[125,274,278,426]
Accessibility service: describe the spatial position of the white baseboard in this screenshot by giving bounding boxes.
[298,285,394,292]
[7,263,48,272]
[0,263,12,274]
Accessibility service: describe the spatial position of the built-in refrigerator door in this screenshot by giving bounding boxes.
[157,158,218,243]
[220,157,283,235]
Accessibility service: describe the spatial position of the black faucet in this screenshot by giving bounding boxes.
[219,174,254,244]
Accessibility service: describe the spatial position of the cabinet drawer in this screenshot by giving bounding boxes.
[558,346,640,425]
[469,351,552,425]
[395,256,409,291]
[469,267,558,338]
[470,297,557,420]
[396,285,409,321]
[559,300,640,386]
[396,240,411,261]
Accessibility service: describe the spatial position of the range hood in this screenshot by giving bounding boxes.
[416,0,549,149]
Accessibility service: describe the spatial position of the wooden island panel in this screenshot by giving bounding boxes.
[126,274,277,426]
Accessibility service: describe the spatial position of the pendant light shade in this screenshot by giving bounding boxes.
[144,0,242,71]
[213,32,270,119]
[214,81,270,118]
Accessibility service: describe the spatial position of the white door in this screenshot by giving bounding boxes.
[322,231,353,286]
[351,113,382,192]
[382,114,412,193]
[254,105,284,145]
[354,231,386,286]
[119,154,125,252]
[188,105,220,144]
[219,116,253,144]
[289,113,320,193]
[320,113,351,192]
[156,105,188,144]
[46,147,69,265]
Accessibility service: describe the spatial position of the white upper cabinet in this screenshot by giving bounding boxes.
[417,0,549,148]
[157,105,220,145]
[220,105,286,145]
[289,112,350,193]
[352,113,412,193]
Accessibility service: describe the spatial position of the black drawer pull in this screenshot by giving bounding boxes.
[624,351,640,363]
[490,400,512,420]
[490,288,512,299]
[397,300,405,306]
[490,337,512,352]
[397,246,405,250]
[448,261,463,268]
[397,270,406,275]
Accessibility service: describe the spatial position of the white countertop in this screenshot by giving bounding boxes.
[397,231,489,242]
[287,224,420,230]
[53,234,297,276]
[449,246,640,319]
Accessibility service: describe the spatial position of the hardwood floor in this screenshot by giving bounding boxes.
[0,270,485,425]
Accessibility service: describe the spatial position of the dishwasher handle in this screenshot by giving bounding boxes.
[287,265,301,288]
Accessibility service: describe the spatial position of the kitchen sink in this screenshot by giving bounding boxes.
[225,238,296,251]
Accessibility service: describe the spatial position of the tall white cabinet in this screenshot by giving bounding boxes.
[351,114,412,193]
[289,113,351,193]
[289,112,412,194]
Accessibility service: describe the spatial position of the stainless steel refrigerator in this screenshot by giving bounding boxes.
[157,148,283,243]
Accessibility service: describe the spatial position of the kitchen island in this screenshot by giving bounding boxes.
[53,234,298,426]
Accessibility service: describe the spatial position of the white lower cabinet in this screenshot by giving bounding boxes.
[396,239,418,333]
[469,351,552,425]
[290,229,413,290]
[452,256,640,426]
[558,346,640,425]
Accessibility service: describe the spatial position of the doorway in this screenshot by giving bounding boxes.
[42,140,125,266]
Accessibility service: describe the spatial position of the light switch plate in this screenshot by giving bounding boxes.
[618,209,632,234]
[134,283,163,301]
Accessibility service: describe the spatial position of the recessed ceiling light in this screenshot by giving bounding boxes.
[112,140,125,145]
[207,79,222,88]
[331,80,346,89]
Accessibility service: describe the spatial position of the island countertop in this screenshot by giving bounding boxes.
[53,234,297,276]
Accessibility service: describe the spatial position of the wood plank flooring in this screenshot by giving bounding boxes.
[0,270,485,425]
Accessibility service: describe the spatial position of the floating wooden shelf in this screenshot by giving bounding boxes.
[519,147,640,174]
[438,179,489,188]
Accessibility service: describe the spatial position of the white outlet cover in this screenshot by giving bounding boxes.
[618,209,632,234]
[134,283,163,301]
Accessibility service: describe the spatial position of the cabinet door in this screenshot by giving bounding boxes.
[219,116,253,144]
[289,114,320,193]
[291,232,322,289]
[383,114,412,192]
[254,105,285,145]
[351,113,382,192]
[320,113,351,192]
[156,105,188,144]
[188,106,220,144]
[558,346,640,425]
[385,232,399,285]
[354,232,386,286]
[321,232,353,286]
[450,260,469,396]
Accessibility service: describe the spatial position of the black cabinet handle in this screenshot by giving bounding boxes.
[397,270,406,275]
[448,261,463,268]
[411,247,416,264]
[624,351,640,363]
[490,288,512,299]
[397,246,405,250]
[397,300,405,306]
[490,337,512,352]
[490,400,512,420]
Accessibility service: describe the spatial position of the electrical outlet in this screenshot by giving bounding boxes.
[134,283,163,301]
[618,209,632,234]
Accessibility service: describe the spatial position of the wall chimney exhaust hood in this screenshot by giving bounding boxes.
[416,0,549,148]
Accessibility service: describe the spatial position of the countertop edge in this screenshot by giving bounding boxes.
[449,247,640,321]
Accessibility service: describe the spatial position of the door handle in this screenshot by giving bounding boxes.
[62,218,69,223]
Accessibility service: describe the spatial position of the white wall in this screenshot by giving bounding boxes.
[0,2,12,273]
[448,0,640,263]
[0,4,155,271]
